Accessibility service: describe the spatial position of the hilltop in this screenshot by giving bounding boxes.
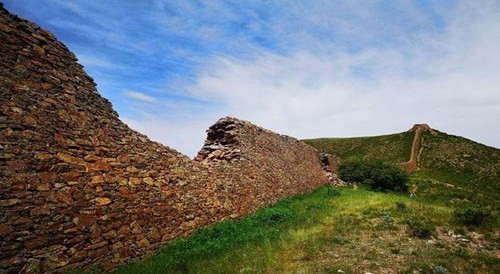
[304,124,500,203]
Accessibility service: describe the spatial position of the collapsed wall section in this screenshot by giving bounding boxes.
[0,5,331,273]
[195,117,330,217]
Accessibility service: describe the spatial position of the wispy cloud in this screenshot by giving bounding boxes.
[4,0,500,157]
[123,91,157,103]
[181,0,500,145]
[77,55,114,69]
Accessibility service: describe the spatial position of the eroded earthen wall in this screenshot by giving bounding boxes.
[0,5,330,273]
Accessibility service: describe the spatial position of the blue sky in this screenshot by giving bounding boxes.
[4,0,500,156]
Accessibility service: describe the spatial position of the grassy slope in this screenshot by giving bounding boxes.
[107,187,498,274]
[415,130,500,202]
[305,129,500,205]
[304,131,415,163]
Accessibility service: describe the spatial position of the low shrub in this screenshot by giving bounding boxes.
[339,158,409,192]
[390,248,400,254]
[454,207,493,226]
[431,265,449,274]
[380,211,393,224]
[379,211,395,229]
[395,201,408,211]
[405,218,433,238]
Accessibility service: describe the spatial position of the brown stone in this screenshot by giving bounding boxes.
[1,127,14,137]
[70,251,87,263]
[24,116,37,126]
[74,215,98,229]
[91,175,105,184]
[30,205,51,215]
[0,153,16,159]
[0,224,13,236]
[116,176,128,185]
[40,172,56,184]
[34,152,53,160]
[20,258,41,274]
[85,161,111,172]
[129,177,141,185]
[7,160,26,170]
[55,188,73,204]
[117,154,130,163]
[94,197,111,206]
[126,166,138,173]
[54,132,68,147]
[0,199,20,207]
[88,247,109,259]
[45,254,69,269]
[111,241,123,250]
[103,230,116,240]
[25,236,49,249]
[33,44,45,55]
[148,228,161,242]
[63,171,82,180]
[64,227,78,234]
[143,177,154,185]
[83,154,100,162]
[137,238,150,248]
[56,153,83,165]
[36,183,51,191]
[85,240,108,251]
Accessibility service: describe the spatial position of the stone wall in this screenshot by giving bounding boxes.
[398,124,435,172]
[0,5,332,273]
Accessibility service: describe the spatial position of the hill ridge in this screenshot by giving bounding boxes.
[304,124,500,202]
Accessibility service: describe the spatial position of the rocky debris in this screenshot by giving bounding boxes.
[0,4,337,273]
[434,228,494,252]
[195,117,242,162]
[319,153,346,186]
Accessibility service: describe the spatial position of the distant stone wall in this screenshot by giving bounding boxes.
[399,124,435,172]
[0,5,332,273]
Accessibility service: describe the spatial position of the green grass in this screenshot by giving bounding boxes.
[418,130,500,201]
[306,129,500,207]
[304,131,415,163]
[112,186,337,274]
[78,186,498,274]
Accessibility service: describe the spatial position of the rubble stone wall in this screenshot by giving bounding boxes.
[0,5,330,273]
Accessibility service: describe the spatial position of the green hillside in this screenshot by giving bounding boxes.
[304,131,415,163]
[416,130,500,202]
[305,127,500,204]
[111,187,499,274]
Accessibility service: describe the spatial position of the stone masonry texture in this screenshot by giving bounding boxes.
[0,5,335,273]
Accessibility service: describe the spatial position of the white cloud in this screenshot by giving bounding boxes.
[78,55,114,68]
[123,90,157,103]
[123,117,216,157]
[125,1,500,157]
